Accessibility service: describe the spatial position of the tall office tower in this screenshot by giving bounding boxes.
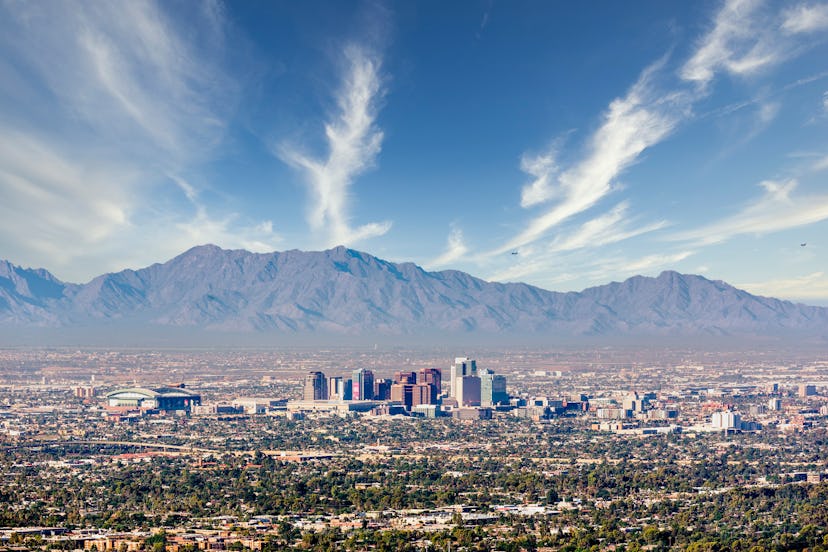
[480,370,508,407]
[374,378,392,400]
[419,368,442,401]
[412,383,434,407]
[352,368,375,400]
[328,376,344,401]
[343,379,353,401]
[450,357,477,398]
[391,383,414,409]
[799,384,817,397]
[394,371,417,384]
[456,375,481,406]
[303,371,327,401]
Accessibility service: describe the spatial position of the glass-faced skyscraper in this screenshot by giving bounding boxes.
[352,368,374,400]
[480,370,508,406]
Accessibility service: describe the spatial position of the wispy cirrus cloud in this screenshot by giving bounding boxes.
[0,0,279,281]
[494,58,683,255]
[738,272,828,303]
[169,176,282,254]
[670,179,828,246]
[481,0,828,289]
[545,202,668,255]
[781,3,828,34]
[487,203,668,284]
[427,224,469,268]
[278,45,391,248]
[680,0,778,88]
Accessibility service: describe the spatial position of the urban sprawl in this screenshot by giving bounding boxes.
[1,347,828,551]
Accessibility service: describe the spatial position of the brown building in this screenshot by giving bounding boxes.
[394,371,417,384]
[391,383,414,409]
[419,368,442,402]
[412,383,434,407]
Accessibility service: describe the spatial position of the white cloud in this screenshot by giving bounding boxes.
[0,0,281,281]
[427,224,469,268]
[169,176,281,255]
[488,248,694,290]
[546,202,668,254]
[278,45,391,247]
[0,132,134,267]
[620,251,694,273]
[485,204,668,285]
[738,272,828,302]
[519,147,560,208]
[494,59,682,255]
[484,0,827,284]
[671,179,828,245]
[680,0,778,87]
[782,3,828,34]
[1,1,234,167]
[814,153,828,171]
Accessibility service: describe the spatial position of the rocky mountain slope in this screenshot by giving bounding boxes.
[1,245,826,338]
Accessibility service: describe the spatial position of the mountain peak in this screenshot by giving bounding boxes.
[1,247,826,339]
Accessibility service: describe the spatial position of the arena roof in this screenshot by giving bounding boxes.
[105,387,200,400]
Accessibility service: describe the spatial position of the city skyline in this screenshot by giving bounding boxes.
[1,1,828,304]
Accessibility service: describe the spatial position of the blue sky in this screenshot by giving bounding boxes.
[1,0,828,304]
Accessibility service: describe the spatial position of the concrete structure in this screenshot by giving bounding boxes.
[452,407,492,420]
[287,399,379,414]
[390,383,414,409]
[412,383,434,407]
[394,371,416,384]
[799,384,817,397]
[450,357,477,398]
[105,387,201,412]
[328,376,344,401]
[411,404,440,418]
[303,371,327,401]
[711,410,741,430]
[622,392,647,413]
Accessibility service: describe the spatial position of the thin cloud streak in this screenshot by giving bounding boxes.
[427,224,469,268]
[670,179,828,246]
[495,58,682,255]
[278,45,391,247]
[680,0,773,88]
[486,204,669,284]
[739,272,828,302]
[0,0,269,282]
[782,3,828,34]
[482,0,828,289]
[546,202,668,255]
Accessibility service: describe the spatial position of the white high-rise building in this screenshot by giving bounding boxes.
[711,410,741,430]
[328,377,344,401]
[450,357,477,398]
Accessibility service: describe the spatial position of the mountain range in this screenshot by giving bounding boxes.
[1,245,827,342]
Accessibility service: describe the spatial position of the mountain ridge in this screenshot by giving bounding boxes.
[1,244,826,339]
